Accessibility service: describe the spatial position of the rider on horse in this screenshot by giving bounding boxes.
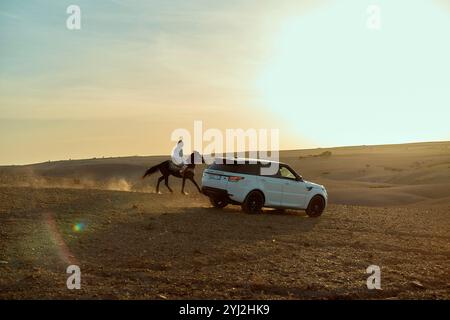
[171,139,188,175]
[142,142,203,194]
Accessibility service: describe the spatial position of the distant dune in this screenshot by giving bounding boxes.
[0,141,449,206]
[282,141,450,207]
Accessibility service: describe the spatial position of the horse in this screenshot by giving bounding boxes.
[142,151,204,195]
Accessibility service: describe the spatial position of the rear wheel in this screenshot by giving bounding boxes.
[209,197,228,209]
[306,195,325,217]
[242,191,264,214]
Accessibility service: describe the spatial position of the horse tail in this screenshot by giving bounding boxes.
[142,163,160,179]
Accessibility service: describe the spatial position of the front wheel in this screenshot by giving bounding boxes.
[242,191,264,214]
[306,195,325,217]
[209,197,228,209]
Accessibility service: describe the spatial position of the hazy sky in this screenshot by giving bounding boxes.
[0,0,449,164]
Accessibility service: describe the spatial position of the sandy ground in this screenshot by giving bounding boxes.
[0,141,449,299]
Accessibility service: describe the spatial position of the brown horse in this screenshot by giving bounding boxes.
[142,151,204,194]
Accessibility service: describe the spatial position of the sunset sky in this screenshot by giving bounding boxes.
[1,0,449,165]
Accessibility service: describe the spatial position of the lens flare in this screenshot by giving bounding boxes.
[72,222,85,232]
[45,212,78,265]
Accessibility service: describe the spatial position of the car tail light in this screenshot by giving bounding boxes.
[228,176,244,182]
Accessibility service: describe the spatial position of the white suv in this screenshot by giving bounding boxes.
[201,158,328,217]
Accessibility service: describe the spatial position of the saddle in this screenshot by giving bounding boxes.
[169,161,183,172]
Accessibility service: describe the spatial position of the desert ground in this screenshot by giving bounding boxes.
[0,141,449,299]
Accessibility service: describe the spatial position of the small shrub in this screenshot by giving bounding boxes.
[319,151,332,157]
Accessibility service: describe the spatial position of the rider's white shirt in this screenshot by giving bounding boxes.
[171,143,185,165]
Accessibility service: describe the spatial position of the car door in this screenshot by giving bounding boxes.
[278,165,308,208]
[258,175,283,207]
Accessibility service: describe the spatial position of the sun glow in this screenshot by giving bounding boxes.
[257,0,450,147]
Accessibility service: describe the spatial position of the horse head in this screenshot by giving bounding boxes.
[188,151,205,165]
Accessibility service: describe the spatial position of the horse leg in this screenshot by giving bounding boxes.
[189,176,202,193]
[156,176,164,194]
[181,177,187,195]
[164,176,173,193]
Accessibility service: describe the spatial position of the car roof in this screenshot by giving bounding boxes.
[213,157,285,165]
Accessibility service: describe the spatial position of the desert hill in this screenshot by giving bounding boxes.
[1,141,449,206]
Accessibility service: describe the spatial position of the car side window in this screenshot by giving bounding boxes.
[278,166,297,180]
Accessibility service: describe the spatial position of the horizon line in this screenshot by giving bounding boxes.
[1,139,448,167]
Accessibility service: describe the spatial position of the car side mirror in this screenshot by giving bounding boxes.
[297,176,304,182]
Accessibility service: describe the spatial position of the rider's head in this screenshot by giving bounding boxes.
[177,139,184,148]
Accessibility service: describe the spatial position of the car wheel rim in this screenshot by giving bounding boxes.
[249,195,261,212]
[312,199,323,213]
